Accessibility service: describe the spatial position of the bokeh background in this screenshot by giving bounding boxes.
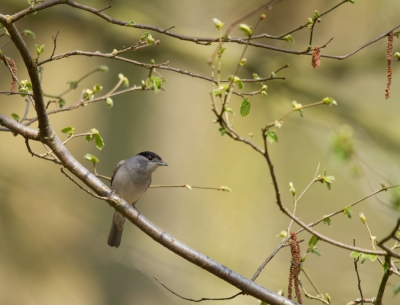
[1,0,400,304]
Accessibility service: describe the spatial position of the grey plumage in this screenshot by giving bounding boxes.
[107,151,168,248]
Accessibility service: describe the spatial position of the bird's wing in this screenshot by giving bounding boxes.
[111,159,126,186]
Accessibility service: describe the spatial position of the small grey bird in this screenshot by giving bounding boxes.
[108,151,168,248]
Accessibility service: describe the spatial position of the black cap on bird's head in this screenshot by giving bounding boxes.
[137,151,168,167]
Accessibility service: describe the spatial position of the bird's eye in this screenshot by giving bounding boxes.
[147,156,152,160]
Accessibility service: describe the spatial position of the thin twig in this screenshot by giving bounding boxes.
[150,184,231,191]
[60,167,109,200]
[50,31,59,59]
[154,277,243,302]
[25,138,62,164]
[353,239,364,302]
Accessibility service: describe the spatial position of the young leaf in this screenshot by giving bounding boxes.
[212,18,224,29]
[283,35,294,45]
[84,153,99,164]
[58,98,66,108]
[368,254,378,262]
[94,134,104,150]
[344,207,353,219]
[350,251,360,258]
[309,235,319,247]
[35,44,44,55]
[219,127,227,136]
[239,24,253,37]
[311,248,322,256]
[322,217,332,226]
[266,130,278,143]
[10,113,20,121]
[140,32,150,40]
[23,29,36,39]
[106,97,113,108]
[61,126,75,136]
[322,96,337,106]
[383,261,390,273]
[240,98,251,117]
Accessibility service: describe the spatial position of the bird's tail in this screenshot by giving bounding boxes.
[107,212,125,248]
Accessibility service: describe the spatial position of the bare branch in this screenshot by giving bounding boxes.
[0,113,39,139]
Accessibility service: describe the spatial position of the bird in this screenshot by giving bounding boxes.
[107,151,168,248]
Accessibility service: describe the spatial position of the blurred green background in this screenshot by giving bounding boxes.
[1,0,400,304]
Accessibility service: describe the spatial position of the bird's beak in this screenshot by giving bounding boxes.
[157,160,168,166]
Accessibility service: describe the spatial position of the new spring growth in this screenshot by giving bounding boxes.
[292,100,303,117]
[261,85,268,96]
[212,18,224,29]
[359,212,367,223]
[289,182,296,195]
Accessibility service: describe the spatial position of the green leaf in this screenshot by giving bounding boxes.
[23,29,36,39]
[140,32,150,40]
[240,98,251,117]
[61,126,75,136]
[350,251,360,258]
[383,261,390,273]
[311,248,322,256]
[35,44,44,55]
[309,235,319,247]
[322,96,337,106]
[359,253,367,264]
[266,130,278,143]
[283,35,294,45]
[11,113,20,121]
[322,217,332,226]
[58,98,66,108]
[67,80,78,89]
[227,75,244,89]
[94,134,104,150]
[237,79,244,89]
[106,97,113,108]
[145,75,165,93]
[127,21,136,27]
[348,0,355,4]
[344,207,353,219]
[18,80,33,97]
[84,153,99,164]
[219,127,227,136]
[276,230,287,238]
[313,10,319,19]
[368,254,378,262]
[239,24,253,37]
[146,34,155,44]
